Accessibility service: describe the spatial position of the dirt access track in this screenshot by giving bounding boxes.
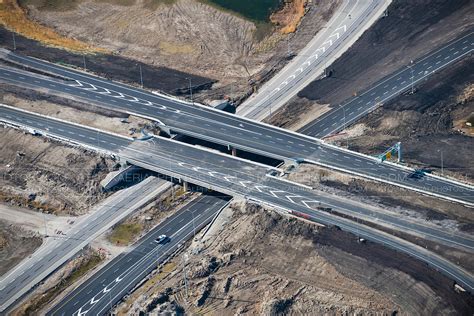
[118,202,474,315]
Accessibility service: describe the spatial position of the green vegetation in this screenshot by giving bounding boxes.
[23,252,103,314]
[108,222,143,245]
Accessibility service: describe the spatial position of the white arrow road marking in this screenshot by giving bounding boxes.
[76,307,88,316]
[98,88,111,95]
[239,181,252,188]
[116,276,123,282]
[270,190,285,197]
[286,195,304,203]
[90,296,100,305]
[208,171,220,177]
[254,185,270,192]
[304,60,311,66]
[223,176,236,182]
[302,200,320,209]
[322,39,333,47]
[334,25,347,33]
[318,47,326,53]
[103,285,112,293]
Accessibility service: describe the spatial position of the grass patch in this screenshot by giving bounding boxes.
[108,222,143,246]
[1,0,105,53]
[22,251,104,315]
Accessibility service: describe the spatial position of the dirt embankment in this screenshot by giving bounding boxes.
[298,0,474,105]
[0,128,114,216]
[1,83,154,137]
[289,164,474,233]
[0,0,103,53]
[337,57,474,181]
[9,0,340,101]
[0,220,42,276]
[119,202,474,315]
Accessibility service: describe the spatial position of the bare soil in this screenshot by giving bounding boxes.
[6,0,341,101]
[298,0,474,105]
[1,83,153,137]
[118,202,474,315]
[0,220,42,276]
[289,164,474,233]
[12,247,105,316]
[337,56,474,181]
[0,127,114,215]
[0,27,214,95]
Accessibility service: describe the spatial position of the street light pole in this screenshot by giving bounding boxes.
[12,32,16,51]
[410,60,414,94]
[83,55,87,71]
[139,64,143,88]
[188,78,193,104]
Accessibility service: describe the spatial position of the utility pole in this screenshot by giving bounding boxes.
[438,149,444,175]
[182,253,189,298]
[188,78,193,105]
[192,209,196,239]
[42,211,48,237]
[12,32,16,51]
[139,64,143,88]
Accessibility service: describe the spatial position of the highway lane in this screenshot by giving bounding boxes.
[0,64,472,207]
[47,194,230,316]
[238,0,391,120]
[0,175,170,313]
[299,31,474,137]
[1,105,473,295]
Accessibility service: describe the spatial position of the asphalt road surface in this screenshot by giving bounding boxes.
[238,0,391,120]
[1,105,473,295]
[0,62,472,207]
[0,175,170,313]
[298,31,474,137]
[47,194,230,316]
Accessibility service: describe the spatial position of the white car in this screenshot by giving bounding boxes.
[154,234,168,244]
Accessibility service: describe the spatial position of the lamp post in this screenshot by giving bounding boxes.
[187,78,193,105]
[12,32,16,51]
[139,64,143,88]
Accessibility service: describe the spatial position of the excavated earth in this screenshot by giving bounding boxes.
[120,202,474,315]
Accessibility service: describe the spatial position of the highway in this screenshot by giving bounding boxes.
[1,105,473,296]
[47,194,230,316]
[0,62,472,207]
[298,31,474,137]
[238,0,391,120]
[0,175,170,313]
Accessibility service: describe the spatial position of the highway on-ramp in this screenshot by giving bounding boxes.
[0,63,472,206]
[298,31,474,137]
[47,194,230,316]
[1,105,473,296]
[237,0,392,120]
[0,175,170,313]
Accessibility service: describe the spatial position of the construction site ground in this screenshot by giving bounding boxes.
[1,0,340,102]
[269,0,474,182]
[337,56,474,181]
[115,201,474,315]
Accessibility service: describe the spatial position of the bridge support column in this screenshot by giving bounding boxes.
[228,145,237,156]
